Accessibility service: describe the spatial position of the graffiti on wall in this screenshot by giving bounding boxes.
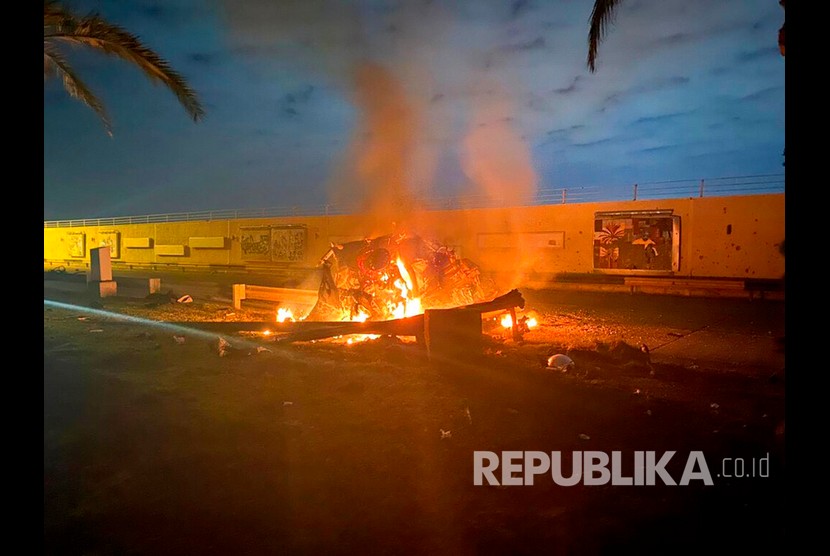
[66,232,86,258]
[272,227,306,262]
[240,226,306,262]
[240,227,272,261]
[97,231,120,259]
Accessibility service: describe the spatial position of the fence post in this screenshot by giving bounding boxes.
[233,284,246,310]
[699,179,705,198]
[561,189,567,204]
[633,183,638,201]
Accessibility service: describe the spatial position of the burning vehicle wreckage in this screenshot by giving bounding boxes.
[304,232,497,323]
[192,233,539,354]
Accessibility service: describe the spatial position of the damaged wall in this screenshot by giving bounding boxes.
[44,193,784,281]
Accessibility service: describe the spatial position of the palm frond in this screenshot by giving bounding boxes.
[44,42,112,136]
[587,0,625,73]
[44,2,205,123]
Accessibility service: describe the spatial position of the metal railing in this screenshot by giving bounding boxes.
[44,173,784,228]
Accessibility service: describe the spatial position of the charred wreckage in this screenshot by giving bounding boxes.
[305,232,497,322]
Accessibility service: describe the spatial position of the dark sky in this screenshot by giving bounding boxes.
[43,0,785,220]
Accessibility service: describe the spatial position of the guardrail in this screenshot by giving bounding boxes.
[44,173,784,228]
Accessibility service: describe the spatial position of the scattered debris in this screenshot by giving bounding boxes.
[465,407,473,424]
[89,329,104,333]
[173,335,186,344]
[283,401,294,407]
[646,409,652,416]
[256,346,273,354]
[77,316,89,321]
[667,332,684,337]
[218,337,231,357]
[686,363,700,370]
[177,295,193,304]
[440,429,452,439]
[710,403,720,409]
[578,433,591,441]
[546,354,575,372]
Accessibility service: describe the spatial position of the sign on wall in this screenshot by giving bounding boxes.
[240,226,307,262]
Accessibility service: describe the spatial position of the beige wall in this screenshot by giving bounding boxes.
[44,194,785,281]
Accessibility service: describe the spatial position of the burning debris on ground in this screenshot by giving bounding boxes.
[304,232,497,322]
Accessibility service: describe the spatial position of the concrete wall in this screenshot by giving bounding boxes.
[44,194,785,281]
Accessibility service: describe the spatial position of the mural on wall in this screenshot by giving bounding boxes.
[66,232,86,258]
[272,227,306,262]
[240,227,272,261]
[97,231,120,259]
[593,215,676,271]
[594,220,626,269]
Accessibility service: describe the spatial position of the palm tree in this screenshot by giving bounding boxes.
[44,0,205,136]
[587,0,785,73]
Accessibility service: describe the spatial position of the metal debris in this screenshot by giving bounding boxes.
[440,429,452,439]
[546,354,575,372]
[218,337,231,356]
[177,295,193,304]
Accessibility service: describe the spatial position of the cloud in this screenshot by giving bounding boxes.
[510,0,533,19]
[572,137,617,148]
[635,144,681,154]
[740,86,782,102]
[188,52,215,65]
[500,36,546,53]
[737,46,781,63]
[552,76,583,95]
[596,75,691,113]
[649,33,695,48]
[630,110,696,126]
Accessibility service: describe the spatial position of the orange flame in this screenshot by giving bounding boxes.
[277,308,295,322]
[396,257,414,293]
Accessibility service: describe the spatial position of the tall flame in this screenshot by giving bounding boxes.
[396,257,415,293]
